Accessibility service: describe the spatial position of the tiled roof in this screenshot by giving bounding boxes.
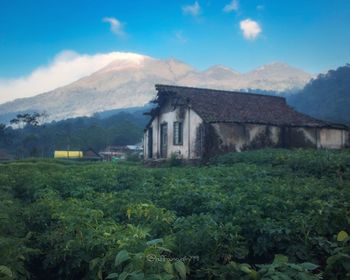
[154,84,339,127]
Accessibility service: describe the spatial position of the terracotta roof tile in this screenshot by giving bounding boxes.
[155,84,335,127]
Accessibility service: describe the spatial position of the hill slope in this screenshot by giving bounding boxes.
[0,54,311,122]
[288,64,350,124]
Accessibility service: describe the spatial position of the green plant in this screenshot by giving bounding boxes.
[0,149,349,279]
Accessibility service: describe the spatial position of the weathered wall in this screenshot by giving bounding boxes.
[201,123,281,157]
[144,116,349,160]
[282,127,318,148]
[198,124,349,159]
[144,102,203,159]
[319,128,349,148]
[282,127,349,149]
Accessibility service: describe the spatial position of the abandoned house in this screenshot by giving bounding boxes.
[143,84,349,160]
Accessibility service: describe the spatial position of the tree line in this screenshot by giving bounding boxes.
[288,64,350,124]
[0,110,148,158]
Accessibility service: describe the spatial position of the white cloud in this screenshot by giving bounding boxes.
[0,51,149,104]
[174,30,187,44]
[239,19,261,40]
[223,0,239,13]
[102,17,125,38]
[182,1,201,16]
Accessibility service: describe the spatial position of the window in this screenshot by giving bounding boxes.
[173,121,183,145]
[148,127,153,158]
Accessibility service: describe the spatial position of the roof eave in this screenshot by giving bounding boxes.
[206,120,348,129]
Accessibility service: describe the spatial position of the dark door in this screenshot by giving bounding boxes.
[148,127,153,159]
[281,127,290,148]
[160,123,168,158]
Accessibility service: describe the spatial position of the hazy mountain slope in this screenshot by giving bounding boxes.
[288,64,350,124]
[243,63,312,91]
[0,54,312,122]
[179,63,310,91]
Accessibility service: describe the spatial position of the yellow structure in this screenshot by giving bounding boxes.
[54,151,83,159]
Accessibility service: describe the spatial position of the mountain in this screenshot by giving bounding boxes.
[288,64,350,124]
[0,54,312,122]
[244,63,312,91]
[180,63,311,91]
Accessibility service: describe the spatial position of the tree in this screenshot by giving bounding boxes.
[23,134,40,157]
[10,112,49,129]
[288,64,350,124]
[32,111,49,126]
[10,113,29,129]
[0,123,6,145]
[0,123,5,136]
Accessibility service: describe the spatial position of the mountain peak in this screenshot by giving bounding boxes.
[0,57,312,122]
[248,62,311,81]
[252,62,309,74]
[206,65,239,74]
[254,62,290,70]
[97,52,152,74]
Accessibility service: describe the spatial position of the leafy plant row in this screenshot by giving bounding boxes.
[0,149,349,279]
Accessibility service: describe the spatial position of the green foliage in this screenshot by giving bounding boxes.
[324,230,350,279]
[256,254,320,279]
[1,110,148,158]
[0,190,38,279]
[288,64,350,124]
[10,112,47,128]
[168,153,183,167]
[0,149,350,279]
[126,153,142,163]
[107,241,186,280]
[212,148,350,178]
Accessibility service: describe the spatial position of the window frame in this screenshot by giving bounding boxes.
[148,127,153,159]
[173,121,183,145]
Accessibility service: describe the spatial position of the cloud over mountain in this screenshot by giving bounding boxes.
[0,51,148,104]
[0,52,312,122]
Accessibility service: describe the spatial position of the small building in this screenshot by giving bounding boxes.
[99,146,128,161]
[83,148,102,161]
[100,144,144,161]
[0,149,14,162]
[54,150,83,159]
[143,84,349,160]
[126,144,143,152]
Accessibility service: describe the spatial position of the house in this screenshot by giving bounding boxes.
[99,145,142,161]
[54,150,83,159]
[126,144,143,152]
[99,146,128,161]
[54,149,102,161]
[0,149,14,161]
[143,84,349,160]
[82,148,102,161]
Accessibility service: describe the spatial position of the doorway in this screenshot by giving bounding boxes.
[160,123,168,158]
[148,127,153,158]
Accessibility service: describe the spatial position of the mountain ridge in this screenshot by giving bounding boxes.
[288,64,350,124]
[0,55,312,122]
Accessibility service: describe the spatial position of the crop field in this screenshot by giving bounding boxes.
[0,149,350,279]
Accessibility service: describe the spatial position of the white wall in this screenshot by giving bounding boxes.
[212,123,281,152]
[143,114,349,159]
[144,103,203,159]
[320,128,348,149]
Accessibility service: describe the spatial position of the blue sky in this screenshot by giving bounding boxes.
[0,0,350,101]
